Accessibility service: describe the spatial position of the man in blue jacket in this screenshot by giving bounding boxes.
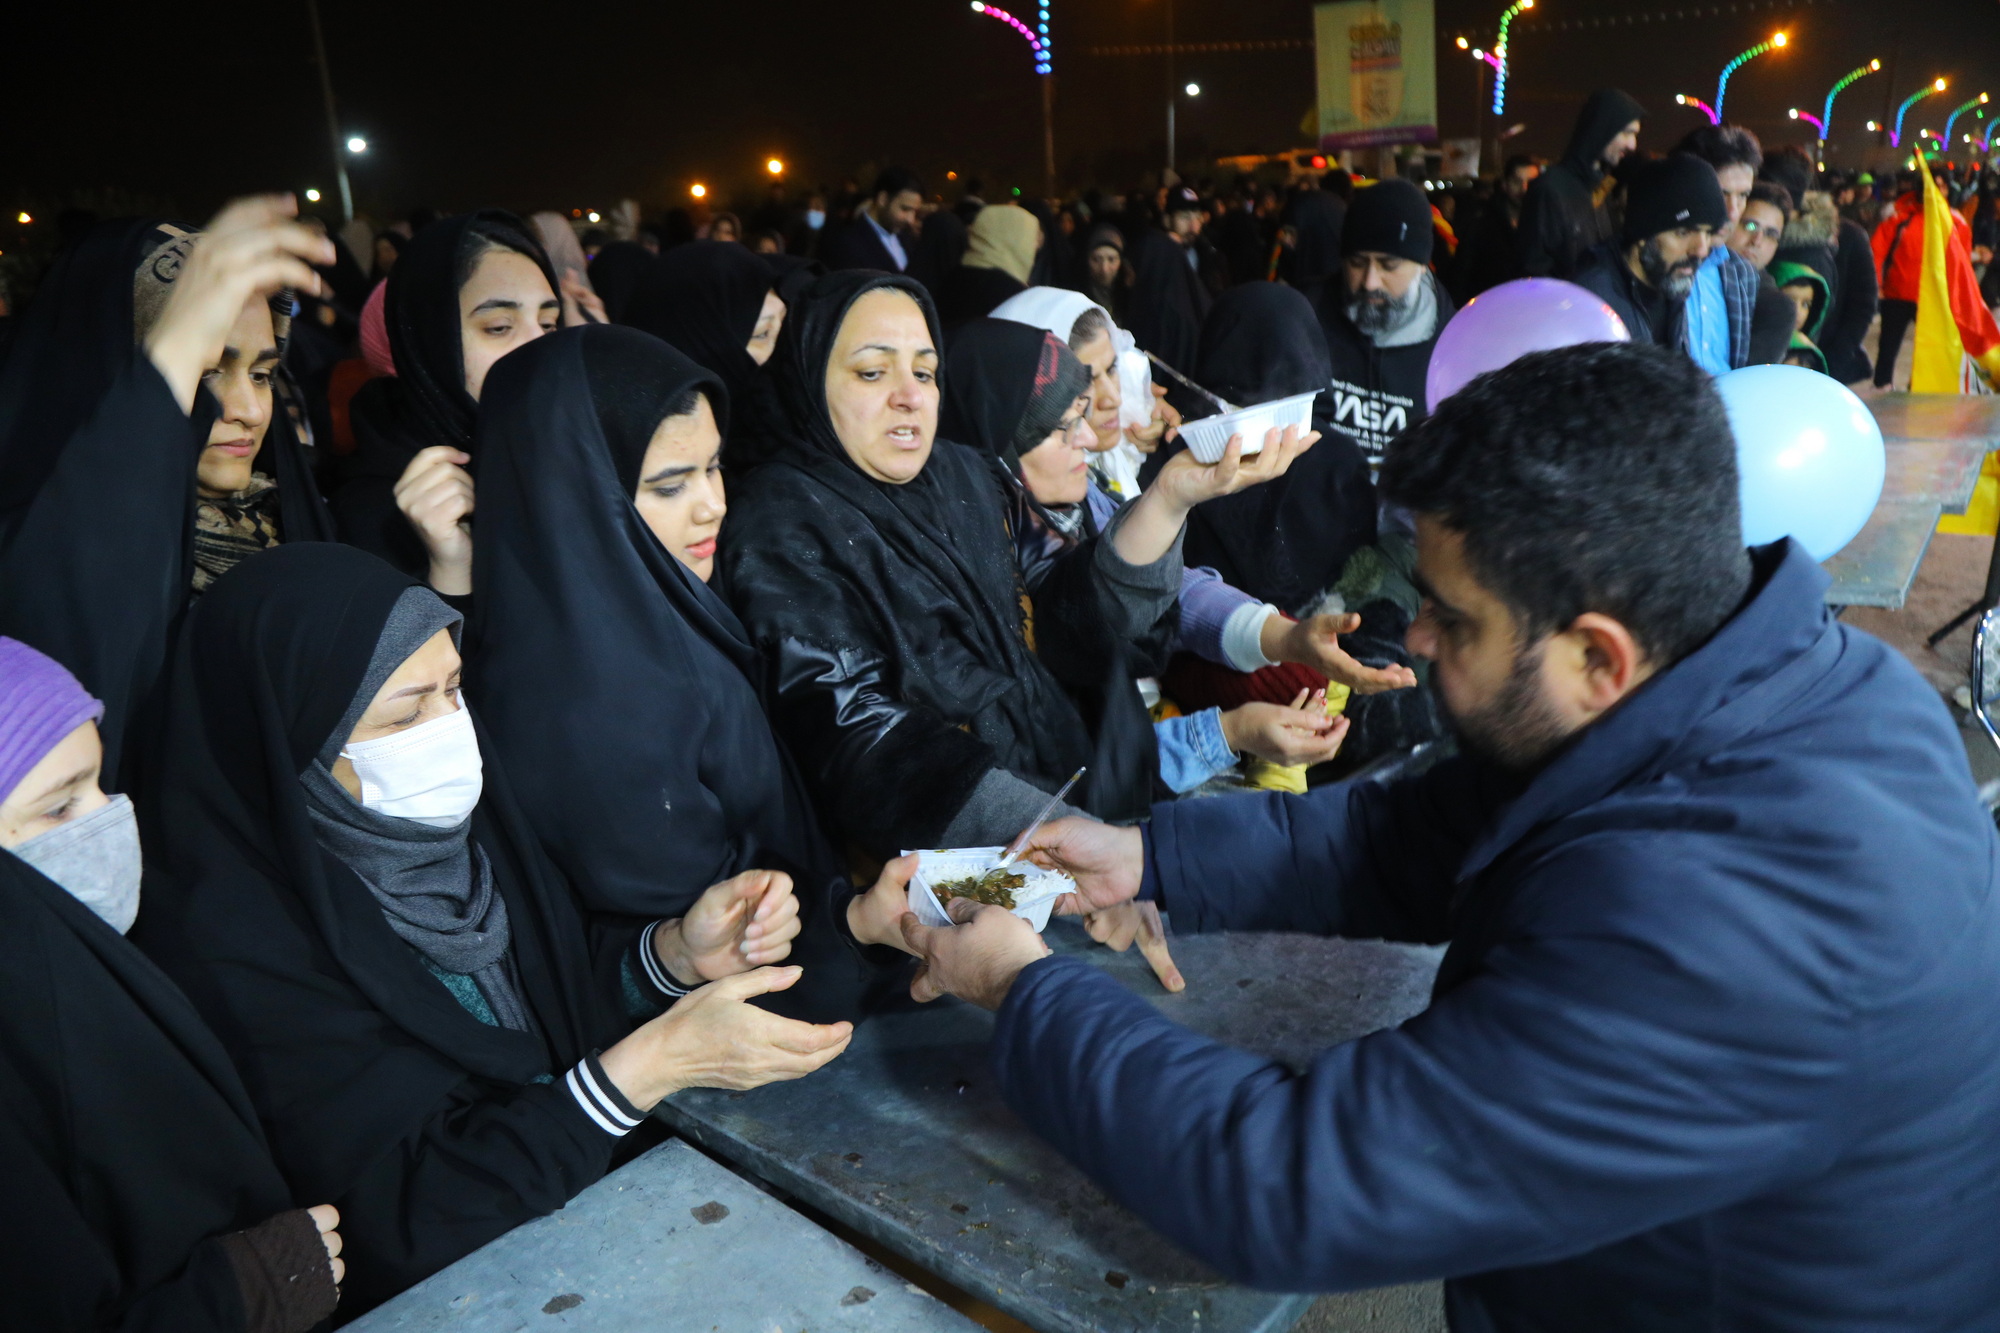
[900,342,2000,1331]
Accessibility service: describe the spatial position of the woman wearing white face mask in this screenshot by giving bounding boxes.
[0,637,347,1333]
[133,546,851,1315]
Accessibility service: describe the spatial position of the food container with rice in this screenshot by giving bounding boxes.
[903,847,1076,931]
[1173,390,1319,465]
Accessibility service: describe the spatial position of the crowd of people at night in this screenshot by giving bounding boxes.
[3,77,1999,1333]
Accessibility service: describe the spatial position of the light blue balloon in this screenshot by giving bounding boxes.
[1716,364,1885,561]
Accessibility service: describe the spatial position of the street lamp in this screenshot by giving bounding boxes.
[1944,93,1989,156]
[1891,78,1948,148]
[766,158,784,175]
[690,184,708,199]
[1818,58,1882,146]
[1714,31,1786,124]
[1789,108,1825,136]
[1169,78,1202,177]
[1676,93,1720,126]
[346,135,368,154]
[304,188,322,203]
[1489,0,1532,117]
[969,0,1056,196]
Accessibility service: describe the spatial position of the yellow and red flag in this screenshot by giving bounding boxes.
[1914,153,2000,534]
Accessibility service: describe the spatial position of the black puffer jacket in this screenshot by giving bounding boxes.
[1518,90,1646,279]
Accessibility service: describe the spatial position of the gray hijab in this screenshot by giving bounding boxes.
[299,587,530,1032]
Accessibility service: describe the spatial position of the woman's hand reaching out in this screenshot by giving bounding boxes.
[596,966,852,1111]
[1261,613,1419,694]
[653,869,802,987]
[1112,425,1318,568]
[846,854,920,952]
[1219,689,1352,767]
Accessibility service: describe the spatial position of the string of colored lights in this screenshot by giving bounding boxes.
[1675,93,1720,126]
[1489,0,1533,116]
[1820,59,1881,140]
[1891,78,1948,148]
[1713,31,1785,124]
[1944,93,1990,150]
[969,0,1050,74]
[1788,108,1825,135]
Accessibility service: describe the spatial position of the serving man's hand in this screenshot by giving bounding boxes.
[900,900,1051,1011]
[1021,817,1144,912]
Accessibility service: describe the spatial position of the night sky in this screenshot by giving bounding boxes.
[10,0,2000,223]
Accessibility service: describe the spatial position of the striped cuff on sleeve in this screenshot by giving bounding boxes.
[564,1053,648,1137]
[635,919,695,1001]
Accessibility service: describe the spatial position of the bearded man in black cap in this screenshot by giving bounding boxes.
[1574,154,1731,355]
[1317,178,1455,472]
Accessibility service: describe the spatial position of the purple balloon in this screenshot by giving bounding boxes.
[1424,278,1631,412]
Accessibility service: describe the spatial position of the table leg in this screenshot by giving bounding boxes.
[1927,533,2000,647]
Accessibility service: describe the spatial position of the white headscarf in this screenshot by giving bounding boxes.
[989,287,1153,498]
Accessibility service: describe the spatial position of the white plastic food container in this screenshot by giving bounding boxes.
[903,847,1075,932]
[1173,390,1319,464]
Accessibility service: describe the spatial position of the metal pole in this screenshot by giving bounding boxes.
[304,0,354,222]
[1042,76,1056,197]
[1164,0,1176,179]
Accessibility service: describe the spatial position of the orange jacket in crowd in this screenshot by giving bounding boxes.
[1875,189,1970,303]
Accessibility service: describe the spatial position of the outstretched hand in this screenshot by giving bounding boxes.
[599,966,853,1109]
[1220,689,1352,767]
[1264,613,1419,694]
[1149,424,1318,510]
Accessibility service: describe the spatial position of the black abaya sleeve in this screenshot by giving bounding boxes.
[0,1127,248,1333]
[144,870,628,1315]
[0,352,199,784]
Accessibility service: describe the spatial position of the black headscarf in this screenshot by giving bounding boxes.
[0,846,297,1328]
[134,543,624,1303]
[1146,282,1376,614]
[588,241,656,324]
[0,219,336,781]
[620,241,803,471]
[334,211,556,573]
[721,272,1151,850]
[469,323,845,905]
[387,210,554,457]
